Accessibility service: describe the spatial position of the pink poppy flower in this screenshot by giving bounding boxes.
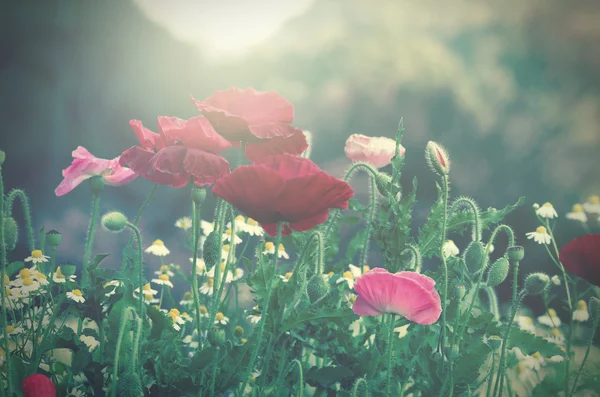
[191,87,301,143]
[55,146,137,196]
[245,129,308,162]
[353,268,442,325]
[344,134,405,168]
[559,234,600,287]
[120,116,231,188]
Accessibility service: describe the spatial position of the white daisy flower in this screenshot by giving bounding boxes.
[134,283,158,296]
[66,388,85,397]
[228,215,249,234]
[180,312,193,322]
[198,305,209,318]
[573,300,589,322]
[180,291,194,306]
[222,227,242,245]
[34,272,49,286]
[190,258,207,275]
[103,280,123,297]
[15,276,41,294]
[442,240,460,258]
[1,286,23,310]
[143,293,159,304]
[279,272,293,283]
[526,226,551,245]
[183,330,200,349]
[348,264,370,278]
[263,242,276,255]
[79,335,100,352]
[67,289,86,303]
[536,202,558,219]
[175,217,193,231]
[549,355,564,363]
[582,195,600,214]
[200,220,215,236]
[277,243,289,259]
[154,264,175,278]
[221,244,233,261]
[0,347,6,366]
[5,324,25,336]
[167,309,185,331]
[517,315,536,333]
[151,274,174,288]
[246,306,261,324]
[199,278,215,296]
[245,218,264,237]
[566,204,588,223]
[394,324,410,339]
[263,242,289,259]
[52,266,77,284]
[551,275,561,286]
[232,268,245,282]
[547,327,565,345]
[206,262,234,283]
[523,352,544,371]
[145,239,170,256]
[24,250,50,264]
[344,292,357,308]
[214,312,229,325]
[537,308,561,327]
[336,271,355,289]
[349,317,364,337]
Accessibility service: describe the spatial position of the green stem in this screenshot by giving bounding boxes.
[125,222,144,318]
[0,166,13,397]
[131,314,143,370]
[483,286,500,321]
[352,378,369,397]
[122,184,157,271]
[485,349,497,397]
[449,197,481,242]
[112,307,135,397]
[289,359,304,397]
[570,306,600,395]
[437,175,450,359]
[82,193,100,289]
[211,206,237,326]
[402,244,422,272]
[360,176,376,272]
[385,314,396,397]
[4,189,35,251]
[190,200,203,351]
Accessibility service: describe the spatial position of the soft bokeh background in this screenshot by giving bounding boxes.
[1,0,599,305]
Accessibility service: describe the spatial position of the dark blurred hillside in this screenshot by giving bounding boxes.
[0,0,599,281]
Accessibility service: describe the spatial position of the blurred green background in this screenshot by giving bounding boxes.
[1,0,598,299]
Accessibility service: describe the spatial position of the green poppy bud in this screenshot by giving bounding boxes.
[425,141,451,176]
[3,217,18,251]
[524,272,550,296]
[374,172,393,197]
[0,150,5,166]
[203,231,221,268]
[117,371,143,397]
[463,241,486,274]
[454,284,467,300]
[234,325,245,337]
[60,264,77,277]
[208,328,226,347]
[101,212,128,233]
[487,257,510,287]
[486,335,502,350]
[306,274,331,305]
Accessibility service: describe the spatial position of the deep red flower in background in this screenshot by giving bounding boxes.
[559,234,600,287]
[22,374,56,397]
[213,154,354,236]
[120,116,231,187]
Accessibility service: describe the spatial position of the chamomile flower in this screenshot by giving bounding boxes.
[181,312,193,322]
[230,215,248,233]
[180,291,194,306]
[24,250,50,264]
[183,330,200,349]
[52,266,76,283]
[263,242,276,255]
[167,308,185,331]
[348,264,370,278]
[175,216,193,231]
[277,243,289,259]
[566,204,588,223]
[279,272,293,283]
[222,227,242,245]
[145,239,170,256]
[549,355,564,363]
[232,268,245,281]
[66,387,86,397]
[344,292,357,308]
[200,278,215,296]
[15,276,41,294]
[134,283,158,297]
[336,271,355,289]
[190,258,207,275]
[245,218,264,236]
[67,289,85,303]
[263,242,289,259]
[154,265,175,277]
[573,300,589,322]
[5,324,25,336]
[143,293,159,304]
[538,308,561,327]
[246,306,261,324]
[79,335,100,352]
[151,274,174,288]
[103,280,123,297]
[394,324,410,339]
[35,272,49,286]
[526,226,551,245]
[198,305,209,318]
[222,244,233,261]
[547,327,565,345]
[551,275,561,286]
[442,240,460,258]
[206,262,234,283]
[201,220,215,235]
[214,312,229,325]
[523,352,544,371]
[582,195,600,214]
[517,315,536,333]
[536,202,558,219]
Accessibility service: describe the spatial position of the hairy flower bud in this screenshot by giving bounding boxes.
[487,257,510,287]
[0,150,5,166]
[3,217,18,251]
[374,172,393,197]
[306,274,331,305]
[203,231,221,268]
[454,284,467,300]
[524,273,550,296]
[46,229,62,247]
[101,211,128,233]
[89,175,105,194]
[208,328,226,346]
[463,241,486,274]
[60,264,77,277]
[234,325,245,337]
[486,335,502,350]
[507,246,525,263]
[425,141,451,176]
[191,188,207,205]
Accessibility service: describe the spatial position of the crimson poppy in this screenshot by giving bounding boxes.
[212,154,354,236]
[559,234,600,287]
[120,116,231,187]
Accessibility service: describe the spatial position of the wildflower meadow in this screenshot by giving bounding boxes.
[1,87,599,397]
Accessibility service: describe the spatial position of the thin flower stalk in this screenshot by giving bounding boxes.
[122,184,157,271]
[125,222,145,316]
[82,192,100,288]
[4,189,35,251]
[571,302,600,395]
[385,313,396,397]
[436,174,450,361]
[0,160,13,397]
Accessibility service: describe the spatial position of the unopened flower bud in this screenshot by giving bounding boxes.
[191,188,206,205]
[89,175,104,194]
[203,231,220,268]
[3,217,18,251]
[487,257,510,287]
[0,150,5,166]
[486,335,502,350]
[101,212,128,232]
[60,264,77,277]
[374,172,393,197]
[234,325,245,337]
[425,141,451,176]
[208,328,226,346]
[463,241,486,274]
[524,273,550,296]
[306,274,331,305]
[590,297,600,320]
[46,229,62,247]
[454,284,467,300]
[444,344,460,360]
[507,246,525,263]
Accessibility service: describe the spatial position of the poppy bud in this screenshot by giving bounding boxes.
[444,344,460,360]
[208,328,226,346]
[101,211,128,233]
[425,141,451,176]
[454,284,467,300]
[306,274,331,305]
[463,241,486,274]
[116,371,143,397]
[507,246,525,263]
[60,264,77,277]
[0,150,5,166]
[89,175,104,194]
[590,297,600,320]
[487,257,510,287]
[191,188,206,205]
[203,231,220,268]
[524,272,550,296]
[234,325,245,337]
[3,216,18,251]
[374,172,393,197]
[46,229,62,247]
[486,335,502,350]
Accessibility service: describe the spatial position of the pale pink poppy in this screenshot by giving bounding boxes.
[353,268,442,325]
[344,134,405,168]
[55,146,137,196]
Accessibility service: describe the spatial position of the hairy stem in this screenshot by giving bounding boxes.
[125,223,144,318]
[385,314,396,397]
[5,189,35,250]
[82,193,100,289]
[0,166,13,396]
[112,307,135,397]
[570,305,600,395]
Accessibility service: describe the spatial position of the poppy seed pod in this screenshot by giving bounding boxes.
[89,175,105,194]
[374,172,393,197]
[101,212,128,233]
[60,264,77,277]
[208,328,226,346]
[454,284,467,300]
[3,216,18,251]
[425,141,451,176]
[487,257,510,287]
[463,241,486,274]
[203,231,221,268]
[191,188,206,205]
[46,229,62,247]
[524,272,550,296]
[507,246,525,263]
[306,274,331,305]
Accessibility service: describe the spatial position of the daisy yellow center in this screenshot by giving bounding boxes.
[22,277,33,286]
[153,305,161,310]
[183,292,193,300]
[523,316,533,325]
[72,289,82,297]
[206,279,214,287]
[159,265,169,273]
[144,293,154,301]
[200,305,208,314]
[551,328,562,337]
[143,283,152,291]
[6,325,14,334]
[247,218,258,226]
[159,274,170,281]
[220,262,227,272]
[542,202,553,208]
[3,274,8,285]
[327,271,334,277]
[577,300,587,311]
[31,250,43,259]
[104,282,113,288]
[37,273,47,280]
[55,267,65,279]
[182,312,189,317]
[167,310,178,321]
[253,306,260,311]
[548,308,557,317]
[170,308,180,316]
[535,226,547,234]
[19,269,31,278]
[235,215,245,222]
[284,272,293,280]
[278,243,285,252]
[264,242,274,251]
[222,244,230,252]
[153,239,165,246]
[225,228,232,235]
[343,271,354,280]
[588,195,600,205]
[363,265,370,272]
[532,352,542,359]
[572,204,584,212]
[241,338,247,344]
[215,312,225,321]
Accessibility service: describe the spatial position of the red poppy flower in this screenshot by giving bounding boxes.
[22,374,56,397]
[559,234,600,287]
[120,116,231,187]
[245,129,308,162]
[191,87,301,143]
[212,154,354,236]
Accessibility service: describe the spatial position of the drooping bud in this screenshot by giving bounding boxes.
[234,325,245,337]
[374,172,393,197]
[454,284,467,300]
[524,273,550,296]
[46,229,62,247]
[89,175,104,194]
[463,241,486,274]
[3,217,18,251]
[425,141,451,176]
[487,257,510,287]
[0,150,5,166]
[208,328,226,346]
[203,231,221,268]
[486,335,502,350]
[191,188,207,205]
[590,297,600,320]
[116,371,143,397]
[101,211,128,233]
[306,274,331,305]
[507,246,525,263]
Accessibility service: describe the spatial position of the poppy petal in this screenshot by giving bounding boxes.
[129,120,165,150]
[183,148,231,186]
[120,146,187,187]
[245,130,308,162]
[559,234,600,287]
[157,116,233,154]
[353,295,383,316]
